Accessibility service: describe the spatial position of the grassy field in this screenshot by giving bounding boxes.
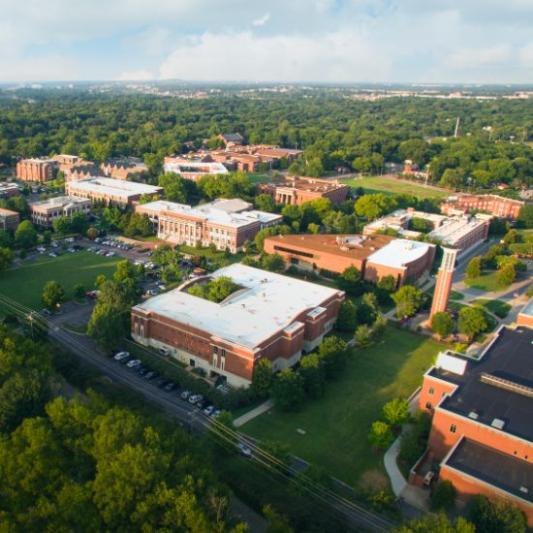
[341,176,449,200]
[242,327,443,487]
[0,251,120,309]
[464,271,507,292]
[472,299,511,319]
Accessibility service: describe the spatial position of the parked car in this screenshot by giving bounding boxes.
[203,405,215,416]
[237,443,253,458]
[137,365,149,375]
[211,409,221,419]
[126,359,142,369]
[113,351,130,362]
[180,390,191,400]
[158,347,169,357]
[188,394,203,404]
[164,381,177,392]
[144,370,159,381]
[155,378,169,389]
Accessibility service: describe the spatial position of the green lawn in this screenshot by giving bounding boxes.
[449,290,465,301]
[0,251,120,309]
[472,299,511,319]
[242,327,443,487]
[341,176,449,200]
[464,271,507,292]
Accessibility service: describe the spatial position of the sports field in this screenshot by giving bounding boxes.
[242,326,443,487]
[0,251,120,309]
[341,176,449,199]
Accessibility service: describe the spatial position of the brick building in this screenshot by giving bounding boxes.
[131,264,344,387]
[259,176,350,206]
[135,198,281,253]
[0,207,20,231]
[517,300,533,328]
[65,177,162,207]
[16,158,58,182]
[29,196,91,227]
[100,158,148,180]
[52,154,98,179]
[264,233,435,287]
[414,327,533,525]
[440,194,525,219]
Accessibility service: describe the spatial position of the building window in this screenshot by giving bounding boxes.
[450,424,457,433]
[220,356,225,371]
[425,402,432,410]
[428,387,435,395]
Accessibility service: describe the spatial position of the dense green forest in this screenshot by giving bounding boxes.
[0,90,531,189]
[0,325,244,532]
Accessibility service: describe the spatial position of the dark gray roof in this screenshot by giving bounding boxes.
[221,133,244,142]
[444,438,533,503]
[430,327,533,441]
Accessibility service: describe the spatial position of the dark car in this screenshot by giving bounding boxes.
[137,366,149,376]
[155,378,169,389]
[164,382,177,392]
[144,370,159,381]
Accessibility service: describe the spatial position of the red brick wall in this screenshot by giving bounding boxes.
[439,466,533,527]
[428,408,533,461]
[418,374,457,413]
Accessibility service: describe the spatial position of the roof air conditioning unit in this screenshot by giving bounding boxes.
[468,411,479,420]
[491,418,505,430]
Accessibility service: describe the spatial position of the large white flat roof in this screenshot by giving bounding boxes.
[429,217,487,246]
[367,239,434,269]
[68,177,162,198]
[134,263,342,348]
[141,199,281,228]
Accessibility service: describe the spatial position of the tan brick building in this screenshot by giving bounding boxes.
[29,196,91,227]
[135,198,282,253]
[16,158,58,182]
[100,158,148,180]
[65,177,162,207]
[0,207,20,231]
[259,176,350,206]
[440,194,525,219]
[264,233,435,287]
[131,264,344,387]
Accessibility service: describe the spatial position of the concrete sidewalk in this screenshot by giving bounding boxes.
[234,399,274,427]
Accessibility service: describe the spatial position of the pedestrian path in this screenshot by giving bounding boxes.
[234,399,274,427]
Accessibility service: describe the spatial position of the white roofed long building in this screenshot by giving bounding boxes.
[132,264,345,387]
[135,199,282,253]
[65,177,162,207]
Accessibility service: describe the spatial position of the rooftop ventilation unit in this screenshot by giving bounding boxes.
[436,352,468,376]
[519,486,529,494]
[468,411,479,420]
[491,418,505,430]
[480,373,533,399]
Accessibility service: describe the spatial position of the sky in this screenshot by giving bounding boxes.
[0,0,532,84]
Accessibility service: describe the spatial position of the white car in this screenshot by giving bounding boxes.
[113,351,130,362]
[106,252,115,257]
[237,443,253,458]
[126,359,142,369]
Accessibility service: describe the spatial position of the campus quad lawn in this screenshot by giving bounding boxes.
[341,176,448,200]
[0,251,120,309]
[242,326,443,487]
[472,299,511,319]
[464,271,508,292]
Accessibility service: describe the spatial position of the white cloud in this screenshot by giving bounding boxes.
[252,12,270,27]
[446,45,512,68]
[159,30,391,82]
[116,69,154,81]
